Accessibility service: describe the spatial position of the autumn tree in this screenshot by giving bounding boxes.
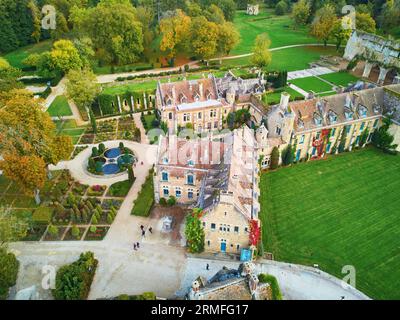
[50,40,83,74]
[0,94,73,197]
[251,33,272,68]
[292,0,311,26]
[66,68,101,119]
[311,4,337,46]
[190,16,219,60]
[185,208,205,253]
[331,18,352,51]
[159,9,192,60]
[0,58,22,93]
[217,22,240,56]
[356,12,376,33]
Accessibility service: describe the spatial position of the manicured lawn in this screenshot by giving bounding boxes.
[2,40,52,70]
[263,86,304,105]
[260,147,400,300]
[290,76,333,93]
[319,72,360,87]
[231,10,319,55]
[47,96,73,117]
[223,46,339,71]
[131,170,154,217]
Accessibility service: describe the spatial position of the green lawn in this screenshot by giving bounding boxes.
[319,72,360,87]
[2,40,52,69]
[232,10,319,55]
[107,180,134,197]
[131,170,154,217]
[263,86,304,105]
[47,96,73,117]
[290,76,333,93]
[223,46,339,71]
[260,148,400,300]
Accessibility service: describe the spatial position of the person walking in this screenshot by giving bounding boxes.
[142,229,146,238]
[206,264,210,271]
[133,243,137,251]
[149,227,153,234]
[137,242,140,249]
[140,225,144,231]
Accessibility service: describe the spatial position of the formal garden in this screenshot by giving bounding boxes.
[0,169,130,242]
[259,147,400,300]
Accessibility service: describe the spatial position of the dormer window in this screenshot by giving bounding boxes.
[206,90,213,100]
[344,108,354,121]
[187,159,195,167]
[328,110,338,124]
[180,94,187,104]
[314,113,323,126]
[276,126,282,135]
[194,92,200,101]
[358,104,368,118]
[297,118,304,129]
[162,157,169,164]
[165,96,172,106]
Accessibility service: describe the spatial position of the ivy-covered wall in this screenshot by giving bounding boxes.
[97,89,156,117]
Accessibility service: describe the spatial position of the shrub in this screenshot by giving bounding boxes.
[270,147,280,170]
[119,142,125,150]
[91,147,99,157]
[89,226,97,233]
[71,225,80,239]
[53,252,98,300]
[159,198,167,206]
[91,215,98,224]
[99,143,105,154]
[185,209,205,253]
[107,214,113,224]
[167,196,176,207]
[0,248,19,300]
[48,225,59,236]
[258,274,282,300]
[275,1,288,15]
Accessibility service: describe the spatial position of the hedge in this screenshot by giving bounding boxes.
[258,274,282,300]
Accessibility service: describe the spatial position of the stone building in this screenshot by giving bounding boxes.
[258,85,400,168]
[154,126,260,254]
[344,31,400,85]
[155,72,267,134]
[188,262,272,300]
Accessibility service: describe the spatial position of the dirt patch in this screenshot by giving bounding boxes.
[149,205,190,246]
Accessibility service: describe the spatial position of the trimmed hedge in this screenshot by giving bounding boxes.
[32,206,54,225]
[258,274,282,300]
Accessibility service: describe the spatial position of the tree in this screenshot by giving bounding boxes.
[0,60,22,93]
[185,209,205,253]
[356,12,376,33]
[0,247,19,299]
[215,0,237,21]
[205,4,226,24]
[372,117,398,154]
[275,0,289,15]
[251,33,272,68]
[128,166,135,183]
[217,22,240,56]
[281,145,294,166]
[89,107,97,134]
[311,4,337,46]
[70,0,144,65]
[190,16,219,59]
[159,9,192,59]
[0,93,73,195]
[270,147,280,170]
[0,207,29,247]
[49,40,83,74]
[379,0,400,34]
[66,68,100,119]
[292,0,311,26]
[330,18,352,51]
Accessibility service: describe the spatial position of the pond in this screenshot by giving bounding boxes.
[104,148,121,159]
[103,164,120,175]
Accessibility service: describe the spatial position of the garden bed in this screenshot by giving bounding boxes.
[63,226,87,241]
[84,226,110,241]
[43,227,67,241]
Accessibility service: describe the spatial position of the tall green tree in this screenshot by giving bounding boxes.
[372,117,398,154]
[0,247,20,299]
[311,4,337,46]
[0,207,29,247]
[292,0,311,27]
[251,33,272,68]
[270,146,280,170]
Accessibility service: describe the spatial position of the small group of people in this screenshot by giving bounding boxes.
[133,225,153,251]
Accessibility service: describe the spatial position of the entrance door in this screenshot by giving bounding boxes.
[220,242,226,252]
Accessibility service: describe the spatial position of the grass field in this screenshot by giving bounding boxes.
[47,96,73,117]
[131,170,154,217]
[263,86,304,105]
[259,147,400,300]
[2,40,52,69]
[290,76,333,93]
[319,72,360,87]
[231,10,319,55]
[223,46,338,70]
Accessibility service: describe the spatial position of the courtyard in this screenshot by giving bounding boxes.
[259,147,400,300]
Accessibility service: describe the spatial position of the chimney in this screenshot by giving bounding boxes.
[199,82,204,99]
[172,86,176,101]
[279,92,290,111]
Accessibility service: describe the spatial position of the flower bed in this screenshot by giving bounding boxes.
[87,185,107,197]
[84,226,110,241]
[102,199,123,211]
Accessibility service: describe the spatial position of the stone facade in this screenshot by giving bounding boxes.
[344,31,400,85]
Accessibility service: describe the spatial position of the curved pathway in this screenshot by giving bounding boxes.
[97,44,337,84]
